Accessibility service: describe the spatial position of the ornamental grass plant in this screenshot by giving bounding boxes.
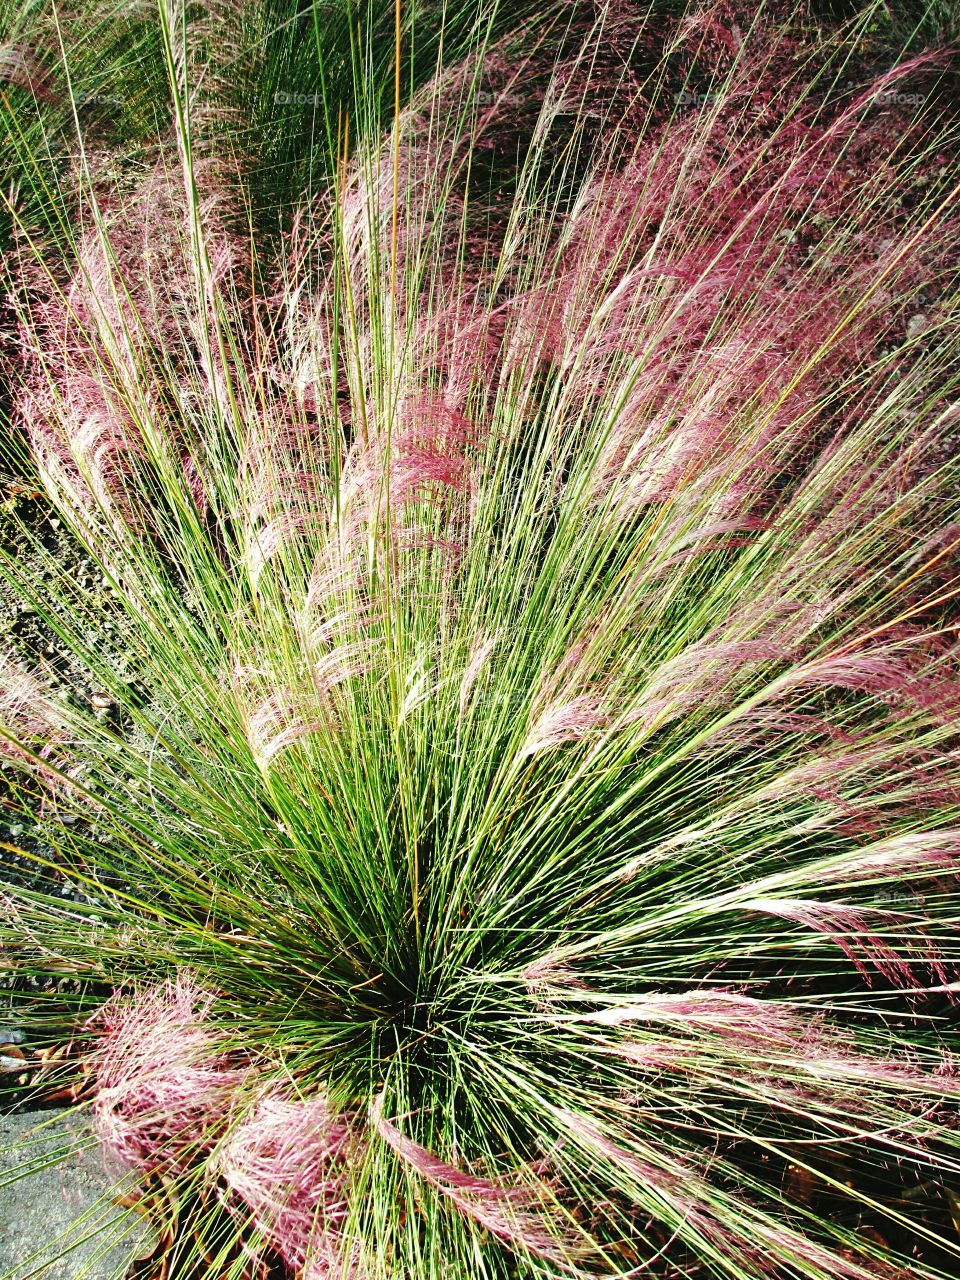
[2,1,960,1277]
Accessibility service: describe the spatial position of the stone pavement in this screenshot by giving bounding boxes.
[0,1112,154,1280]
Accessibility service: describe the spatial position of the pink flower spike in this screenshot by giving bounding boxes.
[520,694,607,758]
[743,897,934,989]
[215,1091,361,1274]
[86,976,248,1174]
[0,654,65,765]
[521,950,589,1010]
[459,632,498,714]
[370,1095,572,1265]
[553,1107,688,1204]
[575,989,811,1047]
[828,831,960,881]
[246,692,326,764]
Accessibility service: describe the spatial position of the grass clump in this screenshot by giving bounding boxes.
[2,1,960,1277]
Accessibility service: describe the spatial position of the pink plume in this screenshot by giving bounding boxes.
[370,1095,571,1264]
[245,691,327,764]
[628,638,785,733]
[215,1091,361,1276]
[521,950,589,1009]
[806,831,960,886]
[234,654,366,764]
[86,975,248,1173]
[520,694,607,758]
[743,896,943,989]
[459,633,498,714]
[578,989,811,1048]
[0,654,65,764]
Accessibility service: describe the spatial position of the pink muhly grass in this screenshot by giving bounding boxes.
[546,1106,830,1280]
[781,647,936,695]
[0,653,65,767]
[571,991,960,1129]
[644,515,769,575]
[514,634,614,760]
[370,1095,574,1266]
[840,831,960,879]
[519,693,608,759]
[563,980,960,1172]
[520,950,590,1010]
[573,989,818,1050]
[234,649,366,764]
[238,409,332,585]
[17,368,146,539]
[747,1221,915,1280]
[339,397,477,524]
[551,1105,742,1240]
[725,745,960,844]
[774,830,960,892]
[626,638,786,734]
[411,295,506,416]
[3,3,960,1278]
[11,152,250,543]
[0,42,58,103]
[301,558,378,634]
[243,511,314,588]
[393,394,478,488]
[742,896,948,990]
[554,49,957,529]
[245,692,328,764]
[458,632,498,714]
[214,1091,362,1277]
[310,642,370,703]
[550,1099,924,1280]
[86,976,248,1174]
[589,989,928,1070]
[336,50,535,284]
[322,391,483,598]
[0,653,81,816]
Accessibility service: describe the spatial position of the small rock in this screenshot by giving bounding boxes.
[0,1027,27,1045]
